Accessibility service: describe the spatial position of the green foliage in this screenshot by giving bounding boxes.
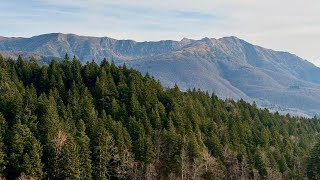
[7,121,43,179]
[0,114,7,177]
[307,140,320,179]
[92,120,114,180]
[161,127,183,175]
[76,120,92,180]
[0,56,319,179]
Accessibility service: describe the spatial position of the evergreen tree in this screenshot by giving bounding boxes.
[92,119,115,180]
[0,114,7,178]
[76,120,93,180]
[134,135,153,164]
[187,133,202,163]
[0,63,23,124]
[0,56,319,179]
[7,121,43,179]
[51,130,81,179]
[161,127,183,176]
[71,56,83,85]
[307,141,320,179]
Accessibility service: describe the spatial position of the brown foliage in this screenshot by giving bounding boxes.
[16,173,37,180]
[51,130,67,155]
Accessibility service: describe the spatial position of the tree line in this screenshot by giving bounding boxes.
[0,55,320,179]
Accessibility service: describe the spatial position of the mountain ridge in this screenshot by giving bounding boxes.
[1,33,320,116]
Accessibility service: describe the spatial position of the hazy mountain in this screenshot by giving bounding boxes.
[1,33,320,116]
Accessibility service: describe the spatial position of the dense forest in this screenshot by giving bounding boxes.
[0,55,320,180]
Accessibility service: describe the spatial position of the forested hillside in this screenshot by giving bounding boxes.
[0,55,320,179]
[3,33,320,116]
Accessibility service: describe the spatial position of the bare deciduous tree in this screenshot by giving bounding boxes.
[252,168,260,180]
[16,173,36,180]
[51,130,67,155]
[266,168,283,180]
[202,147,225,180]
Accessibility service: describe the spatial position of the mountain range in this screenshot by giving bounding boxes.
[1,33,320,116]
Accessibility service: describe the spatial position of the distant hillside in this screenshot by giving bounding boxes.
[0,50,61,65]
[1,33,320,116]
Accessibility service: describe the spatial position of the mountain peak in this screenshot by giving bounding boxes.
[180,37,195,46]
[181,37,192,41]
[0,33,320,115]
[219,36,243,43]
[34,32,63,37]
[201,37,211,41]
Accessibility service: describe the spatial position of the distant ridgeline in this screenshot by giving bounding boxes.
[1,55,320,179]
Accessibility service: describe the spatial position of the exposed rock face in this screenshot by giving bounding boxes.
[1,33,320,116]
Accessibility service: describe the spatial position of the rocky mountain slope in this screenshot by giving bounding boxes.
[1,33,320,116]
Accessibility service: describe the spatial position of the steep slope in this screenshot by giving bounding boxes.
[0,33,192,62]
[2,57,320,179]
[1,33,320,115]
[128,37,320,115]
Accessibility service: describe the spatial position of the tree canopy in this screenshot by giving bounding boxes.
[0,55,319,179]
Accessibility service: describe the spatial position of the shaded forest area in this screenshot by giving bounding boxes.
[0,55,320,179]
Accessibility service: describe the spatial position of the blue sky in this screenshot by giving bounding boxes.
[1,0,320,65]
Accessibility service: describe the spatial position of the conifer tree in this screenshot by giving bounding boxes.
[187,133,202,163]
[92,119,116,180]
[0,56,319,179]
[50,130,81,179]
[15,55,32,86]
[0,114,7,178]
[307,141,320,179]
[134,134,154,164]
[71,56,83,85]
[39,66,49,93]
[0,64,23,124]
[161,127,183,176]
[150,106,162,130]
[83,60,99,89]
[7,121,43,179]
[76,119,93,180]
